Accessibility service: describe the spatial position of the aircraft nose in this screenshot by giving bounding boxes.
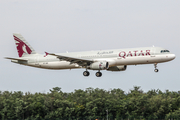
[169,54,176,60]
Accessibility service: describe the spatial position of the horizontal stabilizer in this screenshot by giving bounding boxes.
[5,57,28,62]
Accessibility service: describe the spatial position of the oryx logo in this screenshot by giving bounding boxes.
[14,35,32,57]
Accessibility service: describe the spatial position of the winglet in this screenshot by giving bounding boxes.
[44,52,49,57]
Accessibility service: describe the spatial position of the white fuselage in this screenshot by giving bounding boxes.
[11,47,175,70]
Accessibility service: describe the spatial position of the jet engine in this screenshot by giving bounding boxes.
[107,65,127,71]
[88,62,109,70]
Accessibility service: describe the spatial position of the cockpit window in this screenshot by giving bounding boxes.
[161,50,170,53]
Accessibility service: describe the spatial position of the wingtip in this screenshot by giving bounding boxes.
[44,52,49,57]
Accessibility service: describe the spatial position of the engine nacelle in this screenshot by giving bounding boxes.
[88,62,109,70]
[107,65,127,71]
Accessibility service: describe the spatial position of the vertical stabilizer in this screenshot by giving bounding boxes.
[13,33,36,57]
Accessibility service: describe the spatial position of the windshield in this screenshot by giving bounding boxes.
[161,50,170,53]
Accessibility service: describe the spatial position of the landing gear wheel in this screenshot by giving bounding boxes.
[96,72,102,77]
[154,63,159,73]
[83,71,90,76]
[154,69,159,72]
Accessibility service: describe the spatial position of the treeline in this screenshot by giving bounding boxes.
[0,87,180,120]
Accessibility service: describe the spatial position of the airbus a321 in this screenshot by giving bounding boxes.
[5,33,176,77]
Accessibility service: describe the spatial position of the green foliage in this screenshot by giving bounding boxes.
[0,86,180,119]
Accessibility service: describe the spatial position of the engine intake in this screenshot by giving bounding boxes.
[88,62,109,70]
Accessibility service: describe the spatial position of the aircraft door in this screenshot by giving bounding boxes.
[78,55,81,58]
[151,47,155,57]
[35,56,39,65]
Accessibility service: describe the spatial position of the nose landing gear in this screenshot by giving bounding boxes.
[154,63,159,73]
[154,69,159,72]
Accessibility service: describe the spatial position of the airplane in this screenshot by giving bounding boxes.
[5,33,176,77]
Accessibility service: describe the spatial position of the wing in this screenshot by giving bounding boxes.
[48,53,94,66]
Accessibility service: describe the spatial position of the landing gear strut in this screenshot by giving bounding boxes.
[83,71,90,76]
[154,63,159,73]
[96,71,102,77]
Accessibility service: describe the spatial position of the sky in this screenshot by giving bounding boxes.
[0,0,179,93]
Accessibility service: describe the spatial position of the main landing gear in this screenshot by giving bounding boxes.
[83,71,90,76]
[154,63,159,73]
[96,71,102,77]
[83,70,102,77]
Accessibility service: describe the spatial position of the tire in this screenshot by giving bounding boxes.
[154,69,159,72]
[83,71,90,76]
[96,72,102,77]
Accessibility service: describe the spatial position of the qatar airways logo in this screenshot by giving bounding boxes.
[119,50,151,58]
[14,35,32,57]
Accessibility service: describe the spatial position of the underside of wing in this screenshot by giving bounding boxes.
[48,53,94,66]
